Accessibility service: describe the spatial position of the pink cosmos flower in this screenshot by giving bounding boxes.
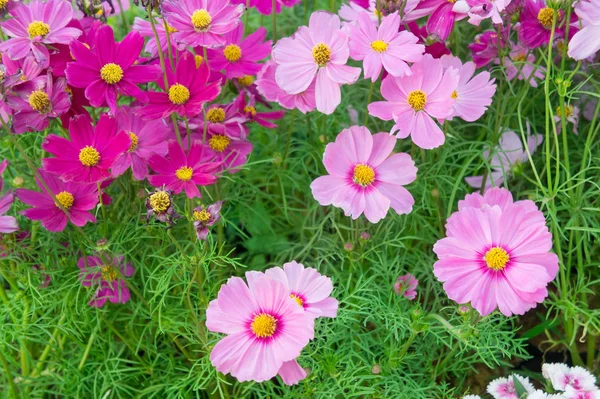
[348,11,424,82]
[255,61,316,114]
[186,99,248,139]
[368,54,459,149]
[66,25,161,115]
[1,54,44,92]
[311,126,417,224]
[394,273,418,300]
[110,107,171,180]
[16,170,98,232]
[48,19,101,79]
[206,275,314,382]
[7,73,71,134]
[77,255,134,308]
[567,0,600,60]
[554,104,580,135]
[502,43,545,88]
[404,22,451,59]
[147,141,221,198]
[206,25,272,79]
[543,364,598,392]
[142,51,221,119]
[201,131,253,173]
[469,30,508,68]
[433,187,559,316]
[413,0,467,40]
[236,93,285,128]
[161,0,245,48]
[0,0,82,67]
[272,11,361,115]
[452,0,511,26]
[0,160,18,235]
[193,201,222,240]
[42,113,131,184]
[487,375,535,399]
[231,0,300,15]
[519,0,575,49]
[440,55,496,122]
[132,17,184,58]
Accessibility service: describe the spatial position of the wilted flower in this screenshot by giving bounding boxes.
[192,201,222,240]
[554,104,580,135]
[145,188,179,227]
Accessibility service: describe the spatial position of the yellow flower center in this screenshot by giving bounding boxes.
[407,90,427,111]
[168,83,190,105]
[28,90,51,113]
[194,55,204,68]
[100,63,123,84]
[513,53,526,62]
[451,90,458,99]
[223,44,242,62]
[191,9,212,31]
[149,191,170,213]
[290,294,304,306]
[371,40,388,53]
[484,247,510,271]
[55,191,74,210]
[175,166,193,181]
[537,7,555,29]
[313,43,331,67]
[353,164,375,186]
[206,107,226,123]
[555,105,573,118]
[165,24,178,33]
[209,135,231,152]
[27,21,50,38]
[251,313,277,338]
[243,105,257,116]
[238,75,254,86]
[0,0,8,9]
[193,209,211,222]
[101,265,118,282]
[79,146,100,167]
[128,132,139,152]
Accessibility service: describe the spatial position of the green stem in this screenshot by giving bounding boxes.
[78,332,96,371]
[0,349,19,399]
[282,109,295,167]
[272,0,277,42]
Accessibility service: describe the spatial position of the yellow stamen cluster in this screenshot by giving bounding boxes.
[353,164,375,186]
[451,90,458,99]
[312,43,331,67]
[28,90,51,113]
[165,24,178,33]
[0,0,9,10]
[209,134,230,153]
[191,9,212,31]
[484,247,510,271]
[175,166,193,181]
[513,53,526,62]
[555,105,573,118]
[55,191,74,210]
[194,55,204,68]
[101,265,118,282]
[537,7,555,29]
[243,105,257,116]
[168,84,190,105]
[128,132,139,152]
[223,44,242,62]
[371,40,388,53]
[193,209,211,222]
[207,107,226,123]
[407,90,427,111]
[149,191,171,213]
[79,146,100,167]
[27,21,50,38]
[238,75,254,86]
[251,313,277,338]
[290,294,304,306]
[100,63,124,84]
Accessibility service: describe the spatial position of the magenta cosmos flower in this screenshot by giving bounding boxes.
[66,25,161,115]
[518,0,573,49]
[236,93,285,128]
[206,275,314,382]
[16,170,98,232]
[202,131,253,173]
[368,54,459,149]
[7,73,71,134]
[193,201,222,240]
[440,55,496,122]
[147,141,221,198]
[143,51,221,119]
[272,11,361,115]
[311,126,417,224]
[111,107,171,180]
[0,160,18,235]
[433,187,559,316]
[0,0,81,67]
[394,273,418,300]
[255,61,317,114]
[161,0,245,48]
[414,0,467,41]
[206,25,272,79]
[77,255,134,308]
[349,11,424,82]
[42,113,131,184]
[567,0,600,60]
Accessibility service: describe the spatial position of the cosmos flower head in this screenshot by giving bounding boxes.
[192,201,222,240]
[146,188,179,227]
[77,254,134,308]
[394,273,418,300]
[567,0,600,60]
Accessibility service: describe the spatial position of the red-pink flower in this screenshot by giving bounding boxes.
[66,25,161,114]
[147,141,221,198]
[42,113,131,184]
[77,255,134,308]
[16,170,99,232]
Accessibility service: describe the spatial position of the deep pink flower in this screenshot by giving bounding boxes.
[503,43,545,87]
[49,19,102,78]
[1,54,44,92]
[193,201,222,240]
[394,273,418,300]
[201,131,253,173]
[111,107,171,180]
[231,0,300,15]
[77,255,134,308]
[413,0,467,41]
[469,30,508,68]
[567,0,600,60]
[66,25,161,114]
[349,11,424,82]
[440,55,496,122]
[0,160,18,235]
[404,22,451,58]
[236,93,285,128]
[147,140,221,198]
[519,0,574,49]
[368,54,459,149]
[0,0,82,67]
[206,275,314,382]
[311,126,417,223]
[161,0,244,48]
[206,25,272,79]
[132,17,184,58]
[42,113,131,184]
[142,51,221,119]
[272,11,361,115]
[433,187,559,316]
[16,170,98,232]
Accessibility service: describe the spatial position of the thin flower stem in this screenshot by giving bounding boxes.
[115,0,130,31]
[282,109,295,167]
[0,349,19,399]
[364,81,375,126]
[31,314,65,378]
[163,19,176,71]
[97,181,108,238]
[272,0,277,42]
[77,331,96,371]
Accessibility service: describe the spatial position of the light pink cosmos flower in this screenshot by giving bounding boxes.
[452,0,511,26]
[255,60,316,114]
[394,273,418,300]
[0,0,82,67]
[206,275,314,383]
[272,11,361,115]
[186,100,248,139]
[0,160,18,235]
[440,55,496,122]
[433,187,559,317]
[193,201,222,240]
[368,54,459,149]
[161,0,245,49]
[77,255,134,308]
[230,0,300,15]
[348,11,424,82]
[132,17,184,58]
[487,375,535,399]
[567,0,600,60]
[206,25,272,79]
[543,364,598,392]
[503,43,545,88]
[311,126,417,224]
